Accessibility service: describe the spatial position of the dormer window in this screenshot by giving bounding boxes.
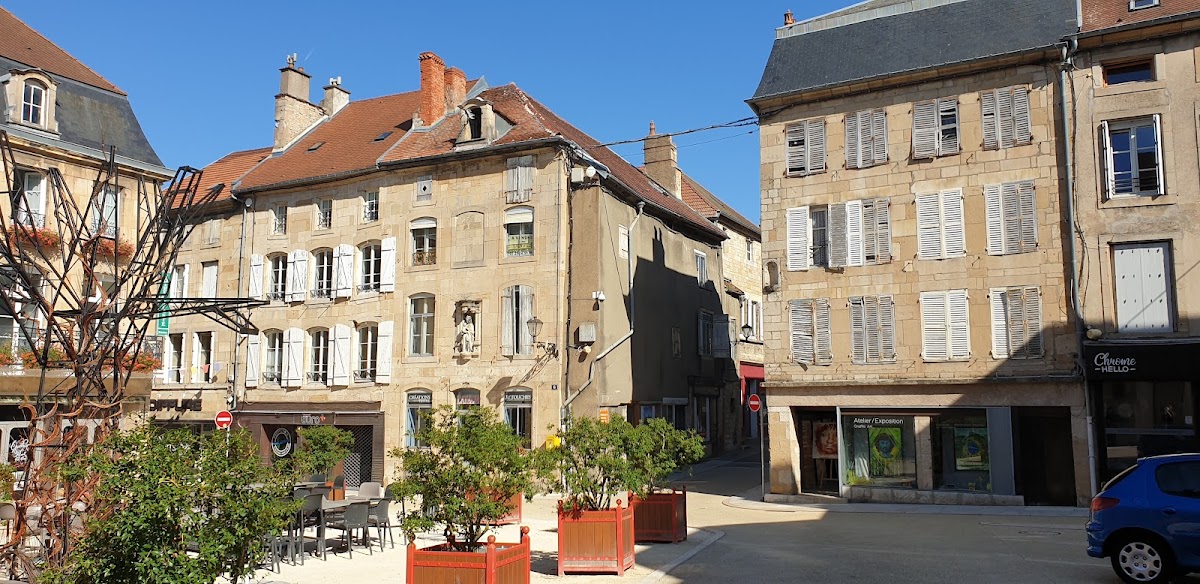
[467,106,483,140]
[5,71,57,133]
[22,81,44,126]
[1130,0,1159,9]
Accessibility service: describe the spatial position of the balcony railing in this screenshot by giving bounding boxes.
[310,287,332,299]
[13,209,44,228]
[358,282,380,293]
[353,368,376,382]
[267,291,286,301]
[272,216,287,234]
[316,209,332,230]
[306,371,327,384]
[263,370,281,384]
[363,203,379,222]
[412,249,436,266]
[505,188,532,204]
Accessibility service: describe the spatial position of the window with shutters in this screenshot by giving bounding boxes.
[416,175,433,203]
[505,156,535,203]
[505,207,534,257]
[316,199,332,230]
[810,207,830,267]
[362,191,379,223]
[409,294,435,356]
[263,330,283,384]
[912,98,959,159]
[501,285,535,357]
[201,261,218,298]
[785,118,826,177]
[920,290,970,362]
[359,243,382,292]
[916,190,966,260]
[165,333,184,383]
[981,86,1032,150]
[1113,241,1174,333]
[193,332,214,383]
[355,324,378,382]
[204,218,221,244]
[801,199,891,269]
[698,310,714,357]
[271,204,287,235]
[845,108,888,169]
[267,254,288,301]
[849,295,896,364]
[308,328,329,384]
[411,218,437,266]
[1101,117,1164,198]
[311,249,333,298]
[169,264,188,299]
[984,181,1038,255]
[989,286,1043,359]
[695,251,708,285]
[789,298,832,365]
[13,171,45,228]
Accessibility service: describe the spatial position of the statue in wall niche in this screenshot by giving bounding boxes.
[457,313,477,355]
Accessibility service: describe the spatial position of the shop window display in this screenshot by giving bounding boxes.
[931,411,991,492]
[841,414,917,488]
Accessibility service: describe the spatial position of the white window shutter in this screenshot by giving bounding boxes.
[1017,181,1037,252]
[807,119,826,174]
[1014,87,1031,145]
[519,285,535,354]
[921,291,947,361]
[879,295,896,362]
[380,236,397,293]
[331,323,352,386]
[1001,182,1022,255]
[248,254,263,300]
[182,264,191,299]
[786,207,810,271]
[245,333,260,388]
[849,297,866,364]
[916,194,942,260]
[872,109,888,164]
[505,158,519,193]
[948,289,970,359]
[990,289,1009,358]
[786,124,806,175]
[865,295,882,363]
[829,203,848,267]
[501,286,515,356]
[518,156,534,195]
[984,184,1004,255]
[857,111,872,168]
[1022,286,1044,358]
[294,250,309,301]
[912,100,937,159]
[981,89,998,150]
[814,298,832,365]
[997,87,1014,148]
[845,113,860,169]
[1099,121,1115,200]
[283,327,303,387]
[789,299,814,364]
[1152,113,1165,196]
[845,200,865,267]
[1007,287,1028,360]
[714,315,731,358]
[862,201,877,263]
[939,98,960,155]
[874,199,891,263]
[334,244,353,298]
[942,189,965,257]
[376,320,393,383]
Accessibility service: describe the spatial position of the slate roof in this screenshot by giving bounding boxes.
[750,0,1079,103]
[0,7,121,94]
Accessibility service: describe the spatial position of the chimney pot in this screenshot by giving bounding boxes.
[649,120,656,135]
[784,10,795,26]
[643,125,681,200]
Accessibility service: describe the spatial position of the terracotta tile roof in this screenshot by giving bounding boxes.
[172,147,271,209]
[680,173,760,239]
[0,7,123,94]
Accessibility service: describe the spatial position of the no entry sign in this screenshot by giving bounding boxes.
[747,394,762,413]
[215,410,233,429]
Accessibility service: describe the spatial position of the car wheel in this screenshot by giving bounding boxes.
[1110,535,1175,583]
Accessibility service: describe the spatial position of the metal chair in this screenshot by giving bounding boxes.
[326,500,371,558]
[367,497,394,550]
[331,475,345,501]
[296,492,325,562]
[358,481,382,499]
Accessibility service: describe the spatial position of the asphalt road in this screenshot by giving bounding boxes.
[661,451,1200,584]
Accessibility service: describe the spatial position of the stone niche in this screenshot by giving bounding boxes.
[455,300,481,357]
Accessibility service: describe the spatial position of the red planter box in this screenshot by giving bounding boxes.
[406,526,531,584]
[557,499,636,576]
[488,492,523,525]
[632,487,687,543]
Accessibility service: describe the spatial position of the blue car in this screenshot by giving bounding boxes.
[1087,453,1200,583]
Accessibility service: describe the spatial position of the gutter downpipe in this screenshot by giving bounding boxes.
[563,200,645,411]
[1058,37,1097,497]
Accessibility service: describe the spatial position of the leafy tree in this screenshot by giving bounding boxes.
[389,406,538,552]
[628,417,704,493]
[537,416,647,512]
[290,425,353,479]
[42,426,296,584]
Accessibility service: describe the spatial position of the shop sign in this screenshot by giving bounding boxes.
[149,398,202,412]
[504,391,533,405]
[456,393,480,406]
[299,414,326,425]
[407,392,432,405]
[850,416,904,429]
[270,427,294,458]
[1092,352,1137,374]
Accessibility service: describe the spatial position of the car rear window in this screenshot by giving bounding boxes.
[1155,462,1200,499]
[1103,464,1139,492]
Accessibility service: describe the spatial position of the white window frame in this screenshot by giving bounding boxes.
[785,118,826,177]
[359,243,382,292]
[1100,116,1164,198]
[411,218,437,266]
[93,186,118,238]
[267,254,288,301]
[745,238,753,263]
[409,294,435,357]
[849,295,896,364]
[315,199,332,230]
[263,330,283,385]
[355,324,379,382]
[21,81,44,126]
[985,180,1038,255]
[170,264,189,299]
[1130,0,1159,9]
[308,328,329,385]
[164,333,184,384]
[989,286,1043,359]
[15,171,45,228]
[416,175,433,202]
[311,249,333,298]
[916,189,966,260]
[501,285,534,357]
[920,290,971,362]
[845,108,888,169]
[271,204,287,235]
[694,251,708,285]
[912,98,959,159]
[505,156,534,204]
[504,207,534,257]
[362,191,379,223]
[192,331,214,383]
[742,299,762,341]
[789,298,832,365]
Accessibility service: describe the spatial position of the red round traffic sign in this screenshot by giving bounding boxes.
[215,410,233,429]
[747,394,762,413]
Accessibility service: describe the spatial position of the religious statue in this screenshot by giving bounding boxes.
[457,313,476,354]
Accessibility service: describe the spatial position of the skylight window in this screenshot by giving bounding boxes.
[307,141,325,152]
[374,131,393,142]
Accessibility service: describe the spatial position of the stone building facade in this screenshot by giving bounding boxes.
[750,0,1090,505]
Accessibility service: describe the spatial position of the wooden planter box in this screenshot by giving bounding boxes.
[406,526,531,584]
[488,492,523,525]
[632,487,687,543]
[557,499,636,576]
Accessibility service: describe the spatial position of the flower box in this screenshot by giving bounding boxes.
[632,487,687,543]
[406,527,531,584]
[557,499,635,576]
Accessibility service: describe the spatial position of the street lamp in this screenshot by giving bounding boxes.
[741,323,754,341]
[526,316,558,358]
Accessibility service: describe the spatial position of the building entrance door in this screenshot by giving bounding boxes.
[1016,407,1076,506]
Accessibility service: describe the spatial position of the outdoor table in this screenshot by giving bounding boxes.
[295,481,326,489]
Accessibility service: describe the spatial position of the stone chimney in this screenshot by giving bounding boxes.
[784,10,795,25]
[274,55,324,151]
[643,121,681,200]
[418,52,446,126]
[322,76,350,117]
[444,67,466,112]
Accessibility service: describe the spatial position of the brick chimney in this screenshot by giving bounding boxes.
[444,67,466,112]
[323,76,350,117]
[643,121,681,200]
[274,55,323,151]
[418,52,446,126]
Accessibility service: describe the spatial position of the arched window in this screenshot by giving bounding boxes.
[267,253,288,301]
[308,327,329,384]
[355,323,379,382]
[409,294,435,356]
[311,248,333,298]
[359,242,381,292]
[504,207,534,257]
[263,330,283,384]
[455,388,480,411]
[406,390,433,448]
[22,80,44,126]
[411,218,437,266]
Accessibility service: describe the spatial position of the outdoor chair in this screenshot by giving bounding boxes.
[297,492,325,562]
[358,481,382,499]
[367,497,394,550]
[326,500,371,558]
[331,475,345,501]
[310,485,331,500]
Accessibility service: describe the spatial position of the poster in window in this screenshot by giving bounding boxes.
[869,426,902,476]
[812,422,838,459]
[954,427,989,471]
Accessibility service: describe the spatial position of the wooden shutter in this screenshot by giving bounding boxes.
[790,299,814,364]
[997,87,1014,148]
[714,315,731,358]
[865,295,882,363]
[873,198,891,263]
[1017,181,1037,252]
[376,320,393,383]
[1013,87,1031,145]
[948,289,970,359]
[505,157,519,194]
[331,323,352,386]
[248,254,263,300]
[380,236,397,293]
[942,189,965,257]
[786,124,807,175]
[1021,286,1043,358]
[1099,121,1115,199]
[916,194,942,260]
[829,203,848,267]
[989,288,1010,358]
[334,244,353,298]
[518,156,534,195]
[245,333,260,388]
[519,285,534,355]
[1152,113,1165,196]
[920,291,947,361]
[807,119,826,174]
[871,108,887,164]
[1007,287,1028,360]
[846,200,864,267]
[814,298,832,365]
[938,98,960,155]
[849,297,866,364]
[285,252,297,301]
[845,113,860,169]
[293,250,308,301]
[981,89,998,150]
[283,327,303,387]
[786,207,810,271]
[501,286,515,356]
[879,295,896,362]
[1001,182,1022,255]
[912,100,937,159]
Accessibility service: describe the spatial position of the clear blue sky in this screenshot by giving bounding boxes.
[7,1,851,223]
